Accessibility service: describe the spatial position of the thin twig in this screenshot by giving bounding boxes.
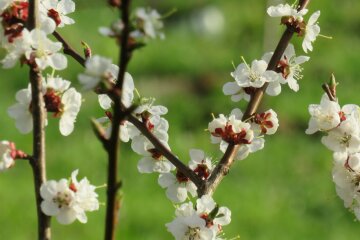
[127,115,203,187]
[198,0,311,197]
[28,0,51,239]
[53,31,86,67]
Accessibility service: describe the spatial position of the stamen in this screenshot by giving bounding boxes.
[134,88,141,99]
[160,8,177,19]
[96,183,107,189]
[318,34,333,40]
[241,56,251,71]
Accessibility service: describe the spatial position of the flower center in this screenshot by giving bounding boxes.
[276,57,290,79]
[254,112,274,134]
[1,2,29,42]
[176,170,189,183]
[340,134,352,148]
[53,191,73,209]
[47,9,61,26]
[194,164,210,180]
[44,89,63,116]
[185,227,201,240]
[200,213,214,228]
[213,124,250,145]
[147,148,162,160]
[248,70,260,82]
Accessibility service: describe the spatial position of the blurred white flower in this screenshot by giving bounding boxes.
[134,7,164,40]
[8,84,38,134]
[267,3,308,21]
[302,11,321,53]
[0,141,16,171]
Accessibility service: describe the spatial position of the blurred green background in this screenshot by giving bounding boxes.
[1,0,360,239]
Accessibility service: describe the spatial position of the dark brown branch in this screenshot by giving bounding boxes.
[104,1,131,239]
[199,0,311,197]
[115,0,131,89]
[28,1,51,239]
[53,31,86,67]
[127,115,203,187]
[104,97,122,240]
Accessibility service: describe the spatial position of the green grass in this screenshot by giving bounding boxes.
[1,0,360,239]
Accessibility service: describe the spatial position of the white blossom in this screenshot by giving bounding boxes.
[30,29,67,70]
[98,72,134,110]
[166,195,231,239]
[208,110,254,145]
[321,114,360,154]
[267,3,308,21]
[158,171,197,203]
[252,109,279,135]
[40,0,76,28]
[0,141,15,171]
[332,153,360,220]
[222,81,250,102]
[134,7,164,40]
[99,19,123,38]
[40,170,99,224]
[188,149,213,181]
[44,76,82,136]
[262,44,309,92]
[306,94,341,134]
[302,11,321,53]
[59,88,82,136]
[1,28,32,68]
[78,55,118,91]
[8,85,38,134]
[231,60,279,89]
[132,135,175,174]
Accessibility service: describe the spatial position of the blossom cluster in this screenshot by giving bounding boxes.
[99,7,164,42]
[0,0,75,69]
[306,93,360,219]
[0,0,327,238]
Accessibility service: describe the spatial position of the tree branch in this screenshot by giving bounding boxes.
[115,0,131,89]
[198,0,311,197]
[104,1,131,239]
[53,31,86,67]
[28,0,51,239]
[127,115,203,188]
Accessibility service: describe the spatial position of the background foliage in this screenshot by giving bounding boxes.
[1,0,360,239]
